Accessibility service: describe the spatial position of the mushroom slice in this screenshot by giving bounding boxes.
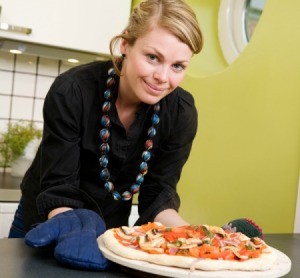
[185,238,202,245]
[251,237,264,245]
[116,228,132,240]
[232,249,249,260]
[250,237,266,248]
[207,225,226,236]
[121,226,135,235]
[145,228,163,240]
[238,233,250,242]
[139,236,166,253]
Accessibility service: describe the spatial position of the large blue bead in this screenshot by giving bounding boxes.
[108,68,115,76]
[130,184,140,194]
[100,143,110,154]
[104,181,114,192]
[142,150,151,162]
[100,168,110,181]
[112,191,121,201]
[99,155,108,167]
[122,191,132,201]
[148,127,156,138]
[100,128,110,142]
[104,89,112,100]
[101,115,111,127]
[136,173,144,184]
[139,162,148,174]
[151,114,160,126]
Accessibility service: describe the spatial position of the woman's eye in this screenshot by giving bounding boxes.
[147,54,158,62]
[172,64,185,71]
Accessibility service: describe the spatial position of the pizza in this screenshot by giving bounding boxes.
[99,222,278,272]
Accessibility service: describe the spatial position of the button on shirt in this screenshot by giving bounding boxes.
[21,60,198,231]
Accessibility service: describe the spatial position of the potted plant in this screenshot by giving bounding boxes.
[0,121,42,176]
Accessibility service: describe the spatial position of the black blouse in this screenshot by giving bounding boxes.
[21,60,198,231]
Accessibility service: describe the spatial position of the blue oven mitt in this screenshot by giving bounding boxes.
[25,209,109,270]
[222,218,264,239]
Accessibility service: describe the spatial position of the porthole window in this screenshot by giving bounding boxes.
[218,0,266,64]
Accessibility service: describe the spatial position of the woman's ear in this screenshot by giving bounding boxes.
[120,38,128,57]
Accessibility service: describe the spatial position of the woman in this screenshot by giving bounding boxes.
[9,0,262,271]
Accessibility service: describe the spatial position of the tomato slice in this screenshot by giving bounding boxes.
[140,222,163,232]
[197,244,220,259]
[163,231,188,242]
[189,247,200,258]
[220,249,235,260]
[240,248,262,259]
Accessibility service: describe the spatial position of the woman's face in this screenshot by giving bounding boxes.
[119,26,193,105]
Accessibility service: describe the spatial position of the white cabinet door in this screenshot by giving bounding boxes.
[0,0,131,54]
[0,202,18,238]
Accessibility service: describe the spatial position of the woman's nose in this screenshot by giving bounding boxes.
[153,66,168,82]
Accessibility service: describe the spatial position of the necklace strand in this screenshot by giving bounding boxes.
[99,67,160,201]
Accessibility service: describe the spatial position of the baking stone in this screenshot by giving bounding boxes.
[98,237,291,278]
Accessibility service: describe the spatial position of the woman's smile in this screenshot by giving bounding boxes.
[143,79,167,95]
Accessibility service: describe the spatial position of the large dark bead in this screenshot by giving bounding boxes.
[112,191,121,201]
[99,155,108,167]
[99,128,110,142]
[100,143,110,154]
[101,115,111,128]
[100,168,110,181]
[106,77,115,88]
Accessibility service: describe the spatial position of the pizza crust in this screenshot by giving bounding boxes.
[100,229,277,271]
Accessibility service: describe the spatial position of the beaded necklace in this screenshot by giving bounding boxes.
[99,67,160,201]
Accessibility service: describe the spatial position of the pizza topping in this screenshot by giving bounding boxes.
[145,228,162,240]
[202,225,226,237]
[237,233,250,242]
[167,237,201,250]
[251,236,264,245]
[185,237,203,245]
[120,226,135,235]
[202,237,212,245]
[138,235,166,254]
[201,225,215,238]
[224,246,249,260]
[116,228,133,240]
[112,223,268,262]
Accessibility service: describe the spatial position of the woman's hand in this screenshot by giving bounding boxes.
[154,209,189,227]
[48,207,73,219]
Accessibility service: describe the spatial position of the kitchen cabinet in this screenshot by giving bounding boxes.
[0,202,18,238]
[0,0,131,54]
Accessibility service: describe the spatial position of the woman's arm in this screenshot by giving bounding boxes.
[36,74,85,218]
[137,89,198,225]
[154,209,189,227]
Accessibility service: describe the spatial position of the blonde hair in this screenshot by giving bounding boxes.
[110,0,203,74]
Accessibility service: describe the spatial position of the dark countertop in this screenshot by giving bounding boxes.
[0,234,299,278]
[266,234,299,278]
[0,238,130,278]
